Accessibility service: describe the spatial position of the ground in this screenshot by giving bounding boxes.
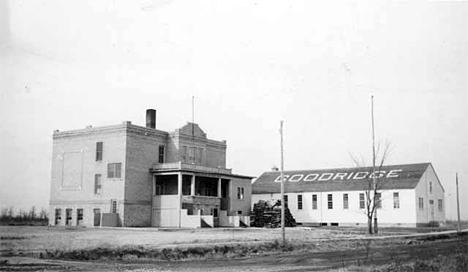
[1,224,467,271]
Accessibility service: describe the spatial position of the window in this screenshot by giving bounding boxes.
[65,209,72,226]
[158,145,165,163]
[155,185,162,195]
[359,193,365,209]
[196,148,203,165]
[438,199,443,212]
[96,142,103,161]
[343,194,349,209]
[327,194,333,209]
[237,187,244,200]
[297,195,303,210]
[94,174,102,195]
[237,210,242,215]
[283,195,288,208]
[189,147,196,164]
[375,193,382,209]
[77,209,83,225]
[107,163,122,178]
[54,209,62,225]
[393,192,400,209]
[182,146,188,163]
[419,197,424,210]
[429,182,432,194]
[312,194,317,210]
[111,200,117,213]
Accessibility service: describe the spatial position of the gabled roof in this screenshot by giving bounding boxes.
[252,163,432,194]
[176,123,207,138]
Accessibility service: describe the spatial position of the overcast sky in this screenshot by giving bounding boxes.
[1,0,467,220]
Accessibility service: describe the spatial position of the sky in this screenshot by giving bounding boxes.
[0,0,467,220]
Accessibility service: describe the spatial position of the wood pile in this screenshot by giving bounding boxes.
[250,200,297,228]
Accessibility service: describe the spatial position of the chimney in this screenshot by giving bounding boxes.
[146,109,156,129]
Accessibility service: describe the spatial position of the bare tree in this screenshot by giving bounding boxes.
[0,207,8,220]
[29,206,37,220]
[39,208,48,221]
[7,206,14,219]
[350,140,392,234]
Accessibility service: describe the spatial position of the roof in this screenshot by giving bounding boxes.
[252,163,431,194]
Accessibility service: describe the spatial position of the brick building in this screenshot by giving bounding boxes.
[252,163,446,227]
[49,109,253,228]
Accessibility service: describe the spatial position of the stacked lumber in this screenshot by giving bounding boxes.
[250,200,296,228]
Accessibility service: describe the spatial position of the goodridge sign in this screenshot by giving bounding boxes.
[274,169,403,183]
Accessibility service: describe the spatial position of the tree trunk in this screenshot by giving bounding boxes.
[373,216,378,234]
[367,216,373,234]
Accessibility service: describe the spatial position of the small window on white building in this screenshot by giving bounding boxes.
[429,182,432,194]
[107,163,122,179]
[54,209,62,225]
[343,193,349,209]
[283,195,288,208]
[359,193,365,209]
[419,197,424,210]
[393,192,400,209]
[96,142,103,161]
[312,194,317,210]
[438,199,443,212]
[375,193,382,209]
[327,194,333,209]
[297,195,303,210]
[94,174,102,195]
[77,209,83,225]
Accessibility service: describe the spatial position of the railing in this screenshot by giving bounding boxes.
[182,195,221,206]
[152,161,232,174]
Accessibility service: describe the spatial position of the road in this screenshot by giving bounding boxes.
[1,232,466,271]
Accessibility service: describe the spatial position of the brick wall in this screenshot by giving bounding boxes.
[123,128,166,226]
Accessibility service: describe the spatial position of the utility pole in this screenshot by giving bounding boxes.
[456,172,461,233]
[371,95,378,234]
[280,120,285,246]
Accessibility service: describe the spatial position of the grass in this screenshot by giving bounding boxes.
[38,239,296,261]
[331,252,468,272]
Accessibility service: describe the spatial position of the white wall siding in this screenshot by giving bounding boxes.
[415,165,446,224]
[252,189,417,226]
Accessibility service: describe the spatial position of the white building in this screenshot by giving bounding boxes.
[252,163,445,227]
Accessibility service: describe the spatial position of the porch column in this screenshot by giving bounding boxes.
[218,177,222,197]
[191,175,196,196]
[177,173,182,196]
[178,172,182,228]
[152,175,156,196]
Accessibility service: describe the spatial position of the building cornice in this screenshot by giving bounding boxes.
[53,122,168,140]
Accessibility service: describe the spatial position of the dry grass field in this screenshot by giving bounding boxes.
[1,225,467,271]
[0,225,425,253]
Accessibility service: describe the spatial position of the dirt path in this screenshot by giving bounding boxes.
[2,233,466,271]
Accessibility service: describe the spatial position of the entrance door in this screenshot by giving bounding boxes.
[93,208,101,226]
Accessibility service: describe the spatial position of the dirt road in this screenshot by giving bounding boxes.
[2,232,466,271]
